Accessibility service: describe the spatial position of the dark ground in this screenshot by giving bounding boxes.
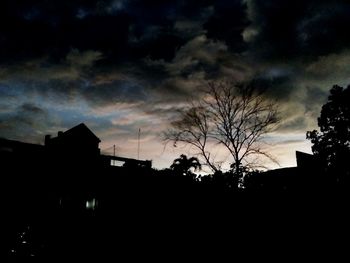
[2,165,349,262]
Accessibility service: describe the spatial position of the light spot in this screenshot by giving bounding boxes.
[86,198,98,210]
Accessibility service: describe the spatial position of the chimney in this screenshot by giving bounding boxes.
[45,135,51,146]
[58,131,63,137]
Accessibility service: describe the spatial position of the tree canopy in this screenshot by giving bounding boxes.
[170,154,201,176]
[307,85,350,184]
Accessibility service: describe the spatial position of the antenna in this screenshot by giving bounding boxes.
[137,128,141,160]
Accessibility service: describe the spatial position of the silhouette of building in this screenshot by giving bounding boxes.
[245,151,325,192]
[0,137,45,162]
[45,123,101,157]
[1,123,152,211]
[1,122,151,171]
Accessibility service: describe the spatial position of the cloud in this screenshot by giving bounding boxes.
[66,49,103,68]
[245,67,297,100]
[0,48,102,83]
[83,79,149,106]
[166,35,228,76]
[204,0,249,52]
[140,34,251,105]
[305,50,350,87]
[0,103,56,143]
[244,0,350,60]
[105,0,128,13]
[2,0,350,170]
[0,1,130,63]
[266,139,313,168]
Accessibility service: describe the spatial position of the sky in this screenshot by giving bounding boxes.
[1,0,350,171]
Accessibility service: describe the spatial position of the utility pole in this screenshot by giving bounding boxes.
[137,128,141,160]
[113,145,116,157]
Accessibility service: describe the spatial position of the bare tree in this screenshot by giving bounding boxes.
[164,80,280,177]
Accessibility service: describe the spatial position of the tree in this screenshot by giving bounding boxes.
[165,80,280,179]
[307,85,350,184]
[170,154,202,176]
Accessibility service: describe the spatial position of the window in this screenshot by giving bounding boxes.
[110,159,125,167]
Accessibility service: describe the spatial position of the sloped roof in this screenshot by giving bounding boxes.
[61,123,101,143]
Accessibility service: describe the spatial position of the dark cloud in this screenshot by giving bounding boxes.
[19,103,45,115]
[2,0,350,67]
[83,79,149,106]
[245,68,297,100]
[276,115,309,133]
[246,0,350,60]
[0,102,52,142]
[130,31,186,61]
[0,11,130,63]
[0,0,346,99]
[204,0,249,52]
[0,0,215,64]
[303,86,328,109]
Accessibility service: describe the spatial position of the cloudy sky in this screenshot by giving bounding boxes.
[1,0,350,171]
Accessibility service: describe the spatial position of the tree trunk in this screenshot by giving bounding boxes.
[235,162,240,177]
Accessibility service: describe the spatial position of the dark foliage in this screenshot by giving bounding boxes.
[170,154,201,177]
[307,85,350,186]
